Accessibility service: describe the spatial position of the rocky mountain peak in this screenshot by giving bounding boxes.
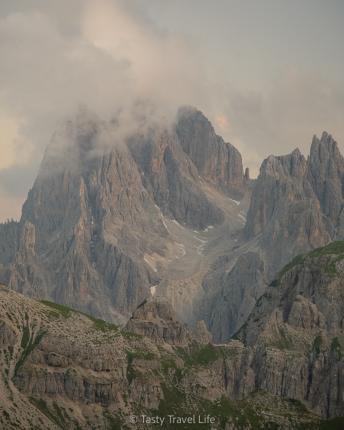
[308,132,344,227]
[260,148,306,180]
[310,131,343,170]
[176,106,245,196]
[245,142,332,273]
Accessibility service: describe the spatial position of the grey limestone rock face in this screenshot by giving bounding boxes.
[202,251,268,342]
[201,134,344,344]
[128,126,224,230]
[176,106,245,198]
[237,246,344,418]
[3,114,162,322]
[307,132,344,234]
[244,143,336,275]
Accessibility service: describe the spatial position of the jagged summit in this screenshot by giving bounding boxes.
[312,130,337,146]
[245,133,344,263]
[261,147,306,179]
[176,106,245,196]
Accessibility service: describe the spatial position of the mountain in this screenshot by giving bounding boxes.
[0,107,248,324]
[200,133,344,342]
[244,133,344,274]
[1,106,344,347]
[1,239,344,430]
[245,132,344,271]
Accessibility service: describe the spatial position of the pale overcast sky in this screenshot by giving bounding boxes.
[0,0,344,221]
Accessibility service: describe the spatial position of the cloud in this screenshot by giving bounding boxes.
[0,111,21,170]
[0,0,210,219]
[0,0,343,219]
[0,0,206,133]
[214,69,344,176]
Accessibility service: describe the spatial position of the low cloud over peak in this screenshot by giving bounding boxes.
[0,0,344,220]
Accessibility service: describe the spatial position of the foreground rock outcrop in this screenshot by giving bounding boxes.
[125,298,212,345]
[237,241,344,419]
[0,242,343,429]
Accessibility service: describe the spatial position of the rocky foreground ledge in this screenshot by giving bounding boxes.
[1,243,344,429]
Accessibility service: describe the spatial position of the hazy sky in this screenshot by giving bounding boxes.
[1,0,344,221]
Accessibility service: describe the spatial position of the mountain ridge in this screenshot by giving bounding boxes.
[0,107,343,348]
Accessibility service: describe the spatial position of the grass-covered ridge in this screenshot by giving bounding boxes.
[271,241,344,286]
[40,300,72,318]
[40,299,118,332]
[308,241,344,258]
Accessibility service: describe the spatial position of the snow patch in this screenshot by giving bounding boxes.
[150,285,157,297]
[172,219,184,228]
[203,225,214,232]
[229,198,240,206]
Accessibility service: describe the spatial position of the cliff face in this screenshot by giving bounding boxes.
[245,147,332,274]
[237,241,344,419]
[176,107,245,197]
[202,251,268,342]
[127,125,224,230]
[5,116,162,322]
[307,132,344,233]
[245,133,344,274]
